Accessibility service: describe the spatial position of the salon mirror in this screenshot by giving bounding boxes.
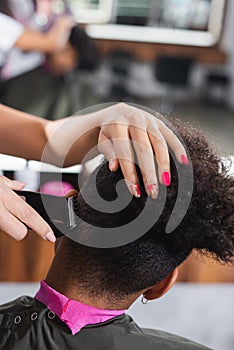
[72,0,226,47]
[55,0,114,24]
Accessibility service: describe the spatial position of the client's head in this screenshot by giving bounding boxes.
[46,119,234,309]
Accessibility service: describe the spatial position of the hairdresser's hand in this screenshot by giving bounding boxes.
[98,103,188,199]
[0,176,56,242]
[46,43,77,75]
[47,15,74,51]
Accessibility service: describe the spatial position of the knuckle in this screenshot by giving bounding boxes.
[98,141,105,152]
[162,162,170,170]
[155,118,165,128]
[173,144,185,152]
[136,143,152,156]
[98,144,104,154]
[148,125,159,136]
[125,174,137,185]
[117,151,130,162]
[144,167,157,179]
[118,103,145,121]
[98,130,105,142]
[157,159,170,169]
[154,137,167,149]
[19,208,33,222]
[140,140,152,150]
[116,102,128,111]
[147,175,158,183]
[133,112,146,126]
[114,123,127,134]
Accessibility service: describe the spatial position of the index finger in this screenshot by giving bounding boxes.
[112,137,141,198]
[6,194,56,242]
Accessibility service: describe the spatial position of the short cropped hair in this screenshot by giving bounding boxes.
[60,119,234,299]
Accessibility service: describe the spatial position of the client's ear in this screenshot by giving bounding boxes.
[144,268,178,301]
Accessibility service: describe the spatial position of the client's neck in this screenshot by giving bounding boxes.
[46,253,138,311]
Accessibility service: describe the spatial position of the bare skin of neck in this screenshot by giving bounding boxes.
[45,253,141,311]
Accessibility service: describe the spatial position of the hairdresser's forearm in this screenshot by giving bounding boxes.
[0,104,100,166]
[15,29,53,53]
[15,16,73,54]
[15,29,63,54]
[0,104,50,160]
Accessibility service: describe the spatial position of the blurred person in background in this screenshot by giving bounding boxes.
[0,0,98,119]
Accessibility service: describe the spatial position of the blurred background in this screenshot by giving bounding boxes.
[0,1,234,349]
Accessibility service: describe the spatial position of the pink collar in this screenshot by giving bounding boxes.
[35,281,125,335]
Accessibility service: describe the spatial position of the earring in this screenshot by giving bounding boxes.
[141,295,150,305]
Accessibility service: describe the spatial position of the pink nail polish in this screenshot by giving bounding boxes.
[135,184,141,198]
[181,155,189,165]
[131,183,141,198]
[162,172,171,186]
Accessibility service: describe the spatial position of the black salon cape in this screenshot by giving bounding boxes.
[0,296,211,350]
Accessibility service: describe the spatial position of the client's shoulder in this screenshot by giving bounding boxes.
[0,296,35,314]
[0,296,45,317]
[139,327,212,350]
[110,315,212,350]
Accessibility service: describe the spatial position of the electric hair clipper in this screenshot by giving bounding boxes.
[14,190,79,238]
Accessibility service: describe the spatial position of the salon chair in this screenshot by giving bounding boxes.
[203,72,230,106]
[109,50,135,101]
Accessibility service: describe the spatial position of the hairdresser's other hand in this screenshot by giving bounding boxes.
[98,103,188,199]
[47,15,74,51]
[46,43,77,75]
[0,176,56,242]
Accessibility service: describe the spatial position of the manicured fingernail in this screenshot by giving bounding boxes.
[44,231,56,243]
[162,172,171,186]
[181,155,189,165]
[109,159,115,171]
[147,183,158,199]
[131,183,141,198]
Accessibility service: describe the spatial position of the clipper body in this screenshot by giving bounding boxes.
[14,190,79,238]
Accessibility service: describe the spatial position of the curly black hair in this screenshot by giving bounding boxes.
[57,119,234,299]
